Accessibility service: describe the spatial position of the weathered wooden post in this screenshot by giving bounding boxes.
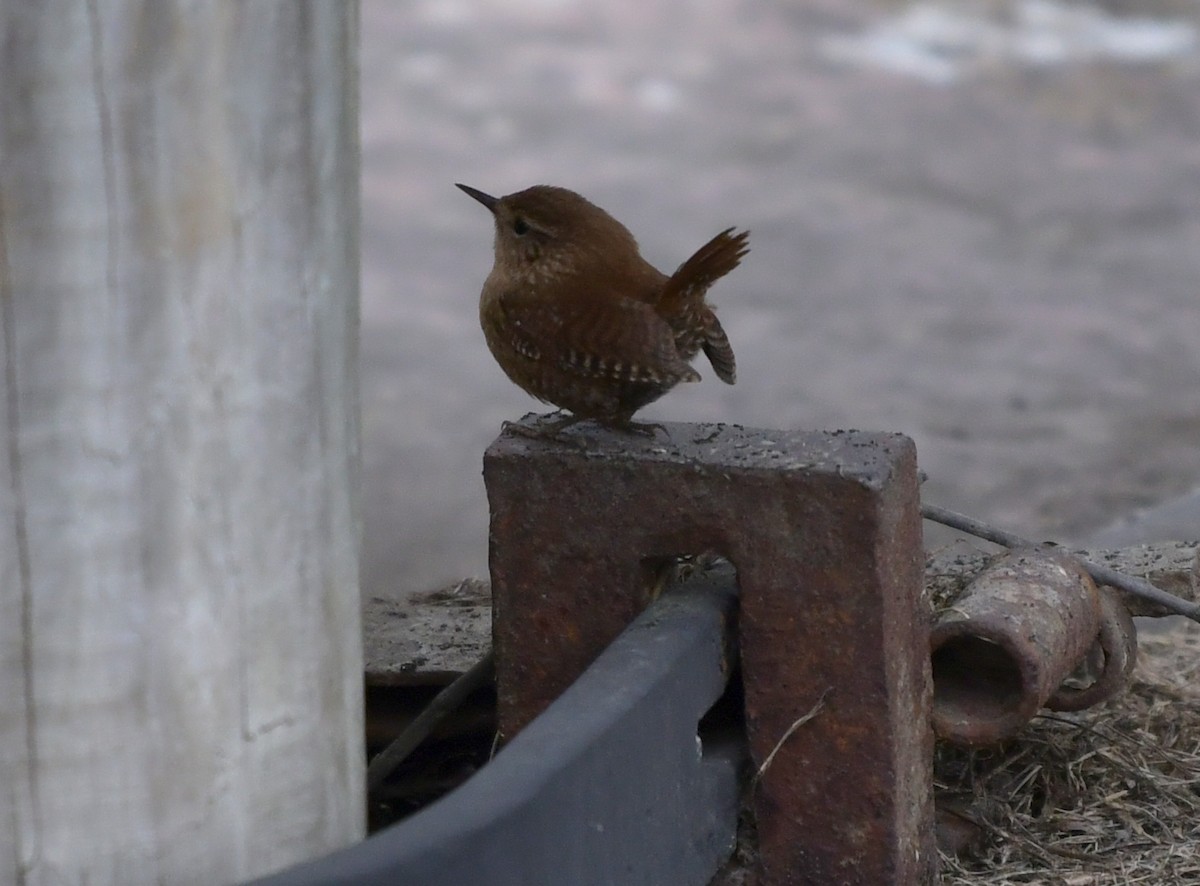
[0,3,362,884]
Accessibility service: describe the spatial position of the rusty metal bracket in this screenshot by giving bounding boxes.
[484,416,934,886]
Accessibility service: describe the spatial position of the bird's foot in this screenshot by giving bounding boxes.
[501,412,665,445]
[612,419,665,438]
[501,411,589,446]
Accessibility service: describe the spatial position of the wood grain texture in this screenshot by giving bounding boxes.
[0,3,362,883]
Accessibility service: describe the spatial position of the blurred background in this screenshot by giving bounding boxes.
[360,0,1200,600]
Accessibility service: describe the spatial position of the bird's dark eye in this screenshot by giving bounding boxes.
[512,218,530,236]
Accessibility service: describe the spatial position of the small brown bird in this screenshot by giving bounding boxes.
[457,183,749,428]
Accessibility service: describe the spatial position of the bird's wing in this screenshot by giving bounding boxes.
[497,290,699,385]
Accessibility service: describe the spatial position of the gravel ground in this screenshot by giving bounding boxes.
[361,0,1200,598]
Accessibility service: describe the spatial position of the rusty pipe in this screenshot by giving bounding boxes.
[1047,585,1137,712]
[931,548,1100,746]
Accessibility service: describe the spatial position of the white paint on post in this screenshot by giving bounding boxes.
[0,3,363,884]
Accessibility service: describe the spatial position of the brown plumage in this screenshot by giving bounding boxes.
[457,183,749,426]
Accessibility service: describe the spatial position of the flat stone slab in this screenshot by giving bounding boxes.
[364,578,490,685]
[367,541,1197,685]
[927,540,1198,617]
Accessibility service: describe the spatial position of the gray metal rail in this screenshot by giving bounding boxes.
[249,571,740,886]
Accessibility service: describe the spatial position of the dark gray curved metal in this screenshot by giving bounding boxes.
[247,572,740,886]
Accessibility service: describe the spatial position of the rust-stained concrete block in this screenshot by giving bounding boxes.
[484,415,933,885]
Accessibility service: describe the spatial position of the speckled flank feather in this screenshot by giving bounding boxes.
[701,318,737,385]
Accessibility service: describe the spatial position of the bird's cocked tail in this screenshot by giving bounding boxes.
[660,228,749,385]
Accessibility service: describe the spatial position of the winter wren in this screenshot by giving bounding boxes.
[457,183,749,427]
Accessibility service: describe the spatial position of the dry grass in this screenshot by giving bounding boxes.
[936,625,1200,885]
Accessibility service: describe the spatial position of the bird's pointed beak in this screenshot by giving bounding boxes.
[456,183,498,213]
